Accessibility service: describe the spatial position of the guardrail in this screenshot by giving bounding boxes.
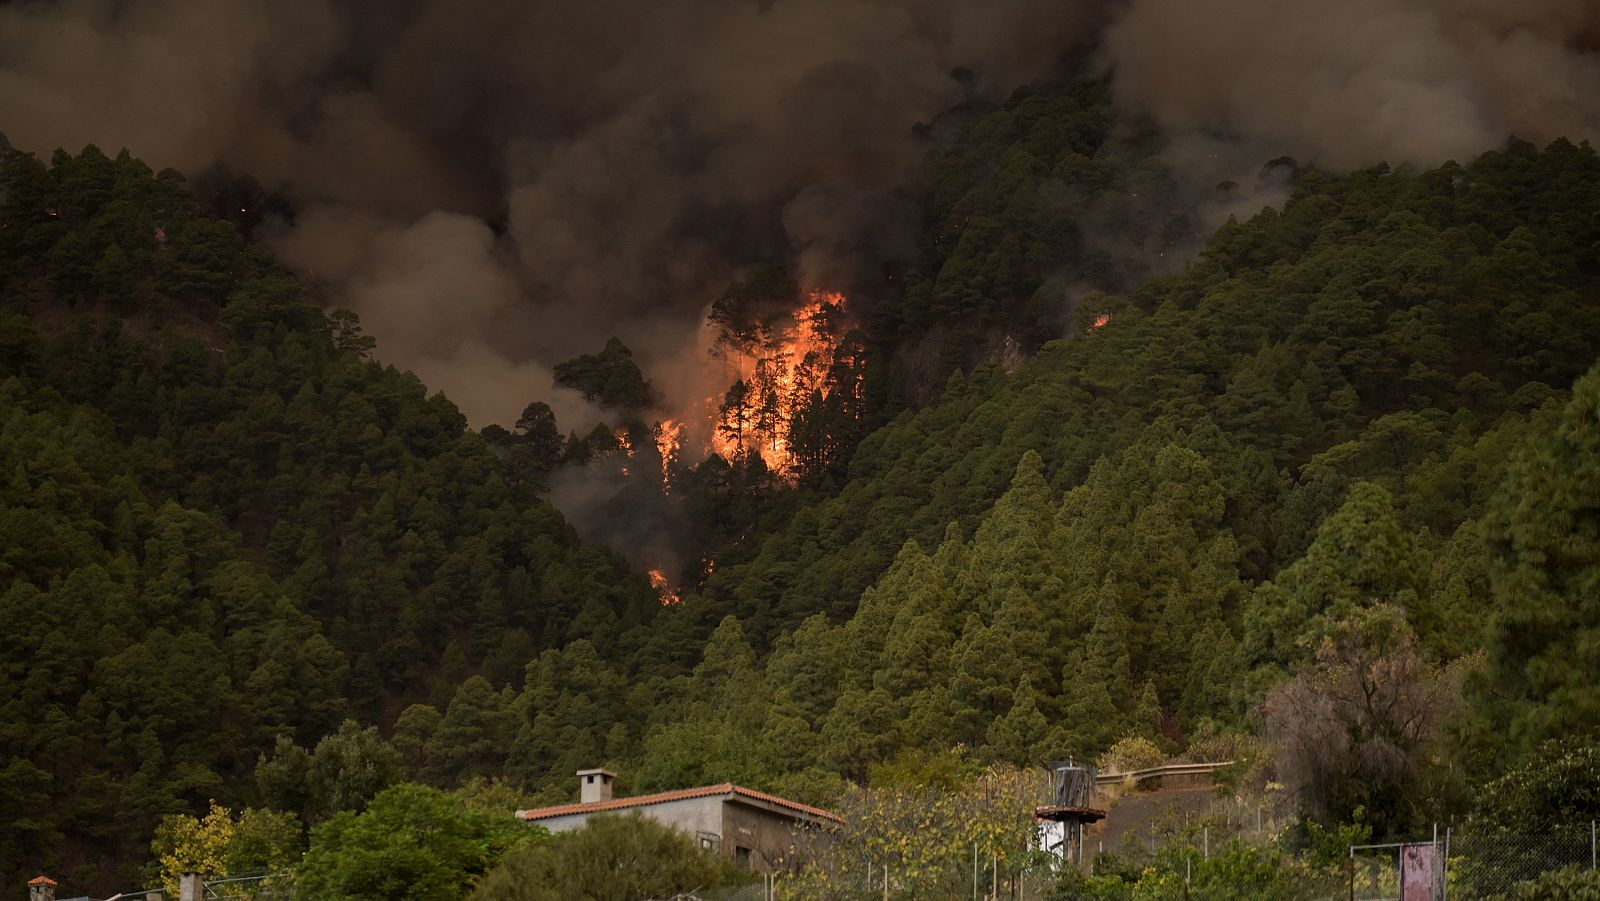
[1095,760,1235,786]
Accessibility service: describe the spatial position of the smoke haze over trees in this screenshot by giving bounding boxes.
[1,0,1595,427]
[6,2,1600,895]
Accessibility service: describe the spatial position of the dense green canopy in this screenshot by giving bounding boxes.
[5,78,1600,894]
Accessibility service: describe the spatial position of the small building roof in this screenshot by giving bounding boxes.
[576,767,617,778]
[518,782,843,825]
[28,875,59,886]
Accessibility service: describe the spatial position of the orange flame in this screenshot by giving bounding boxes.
[648,568,682,606]
[1091,312,1111,330]
[709,290,853,472]
[655,418,685,487]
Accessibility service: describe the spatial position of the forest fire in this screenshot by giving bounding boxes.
[707,289,858,473]
[583,283,860,490]
[655,418,684,486]
[648,568,682,606]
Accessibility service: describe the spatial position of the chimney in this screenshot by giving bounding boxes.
[179,872,204,901]
[27,876,57,901]
[577,768,617,804]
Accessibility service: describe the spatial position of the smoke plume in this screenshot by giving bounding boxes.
[2,0,1596,565]
[0,0,1104,424]
[3,1,1595,426]
[1105,0,1600,170]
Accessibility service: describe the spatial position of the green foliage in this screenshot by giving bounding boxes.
[552,337,653,409]
[297,782,542,900]
[469,813,743,901]
[149,801,302,896]
[891,77,1188,359]
[786,768,1045,897]
[1482,362,1600,749]
[1470,739,1600,835]
[1052,841,1330,900]
[1099,736,1164,775]
[705,139,1600,659]
[10,104,1600,894]
[256,721,405,826]
[1487,866,1600,901]
[1264,609,1470,830]
[0,145,652,892]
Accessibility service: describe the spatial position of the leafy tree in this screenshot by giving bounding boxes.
[1469,738,1600,835]
[510,401,565,477]
[986,676,1052,765]
[1246,482,1426,668]
[717,379,754,457]
[470,813,742,901]
[1486,865,1600,900]
[298,783,542,900]
[258,722,404,826]
[149,802,302,897]
[1264,607,1471,828]
[786,768,1044,897]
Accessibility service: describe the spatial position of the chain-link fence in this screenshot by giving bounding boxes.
[1447,832,1594,899]
[1351,826,1599,900]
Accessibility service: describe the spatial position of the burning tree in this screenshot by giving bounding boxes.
[708,268,862,478]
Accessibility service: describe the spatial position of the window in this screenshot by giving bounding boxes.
[736,846,752,867]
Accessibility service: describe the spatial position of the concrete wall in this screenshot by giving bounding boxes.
[527,794,820,874]
[531,795,723,841]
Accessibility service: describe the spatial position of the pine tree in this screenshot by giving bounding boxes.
[1483,364,1600,749]
[987,676,1051,765]
[1244,480,1427,666]
[425,677,516,786]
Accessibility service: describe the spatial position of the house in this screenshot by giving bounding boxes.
[516,769,842,873]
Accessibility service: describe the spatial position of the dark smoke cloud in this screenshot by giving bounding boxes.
[6,0,1593,429]
[2,0,1597,465]
[1105,0,1600,170]
[0,0,1104,428]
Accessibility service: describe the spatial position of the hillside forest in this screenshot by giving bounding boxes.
[4,73,1600,897]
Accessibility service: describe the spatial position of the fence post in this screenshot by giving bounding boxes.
[1348,848,1355,901]
[1591,821,1596,870]
[1203,826,1209,859]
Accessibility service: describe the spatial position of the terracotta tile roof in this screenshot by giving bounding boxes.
[28,876,58,886]
[517,782,843,825]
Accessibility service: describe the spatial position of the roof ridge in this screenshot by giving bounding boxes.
[517,782,841,824]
